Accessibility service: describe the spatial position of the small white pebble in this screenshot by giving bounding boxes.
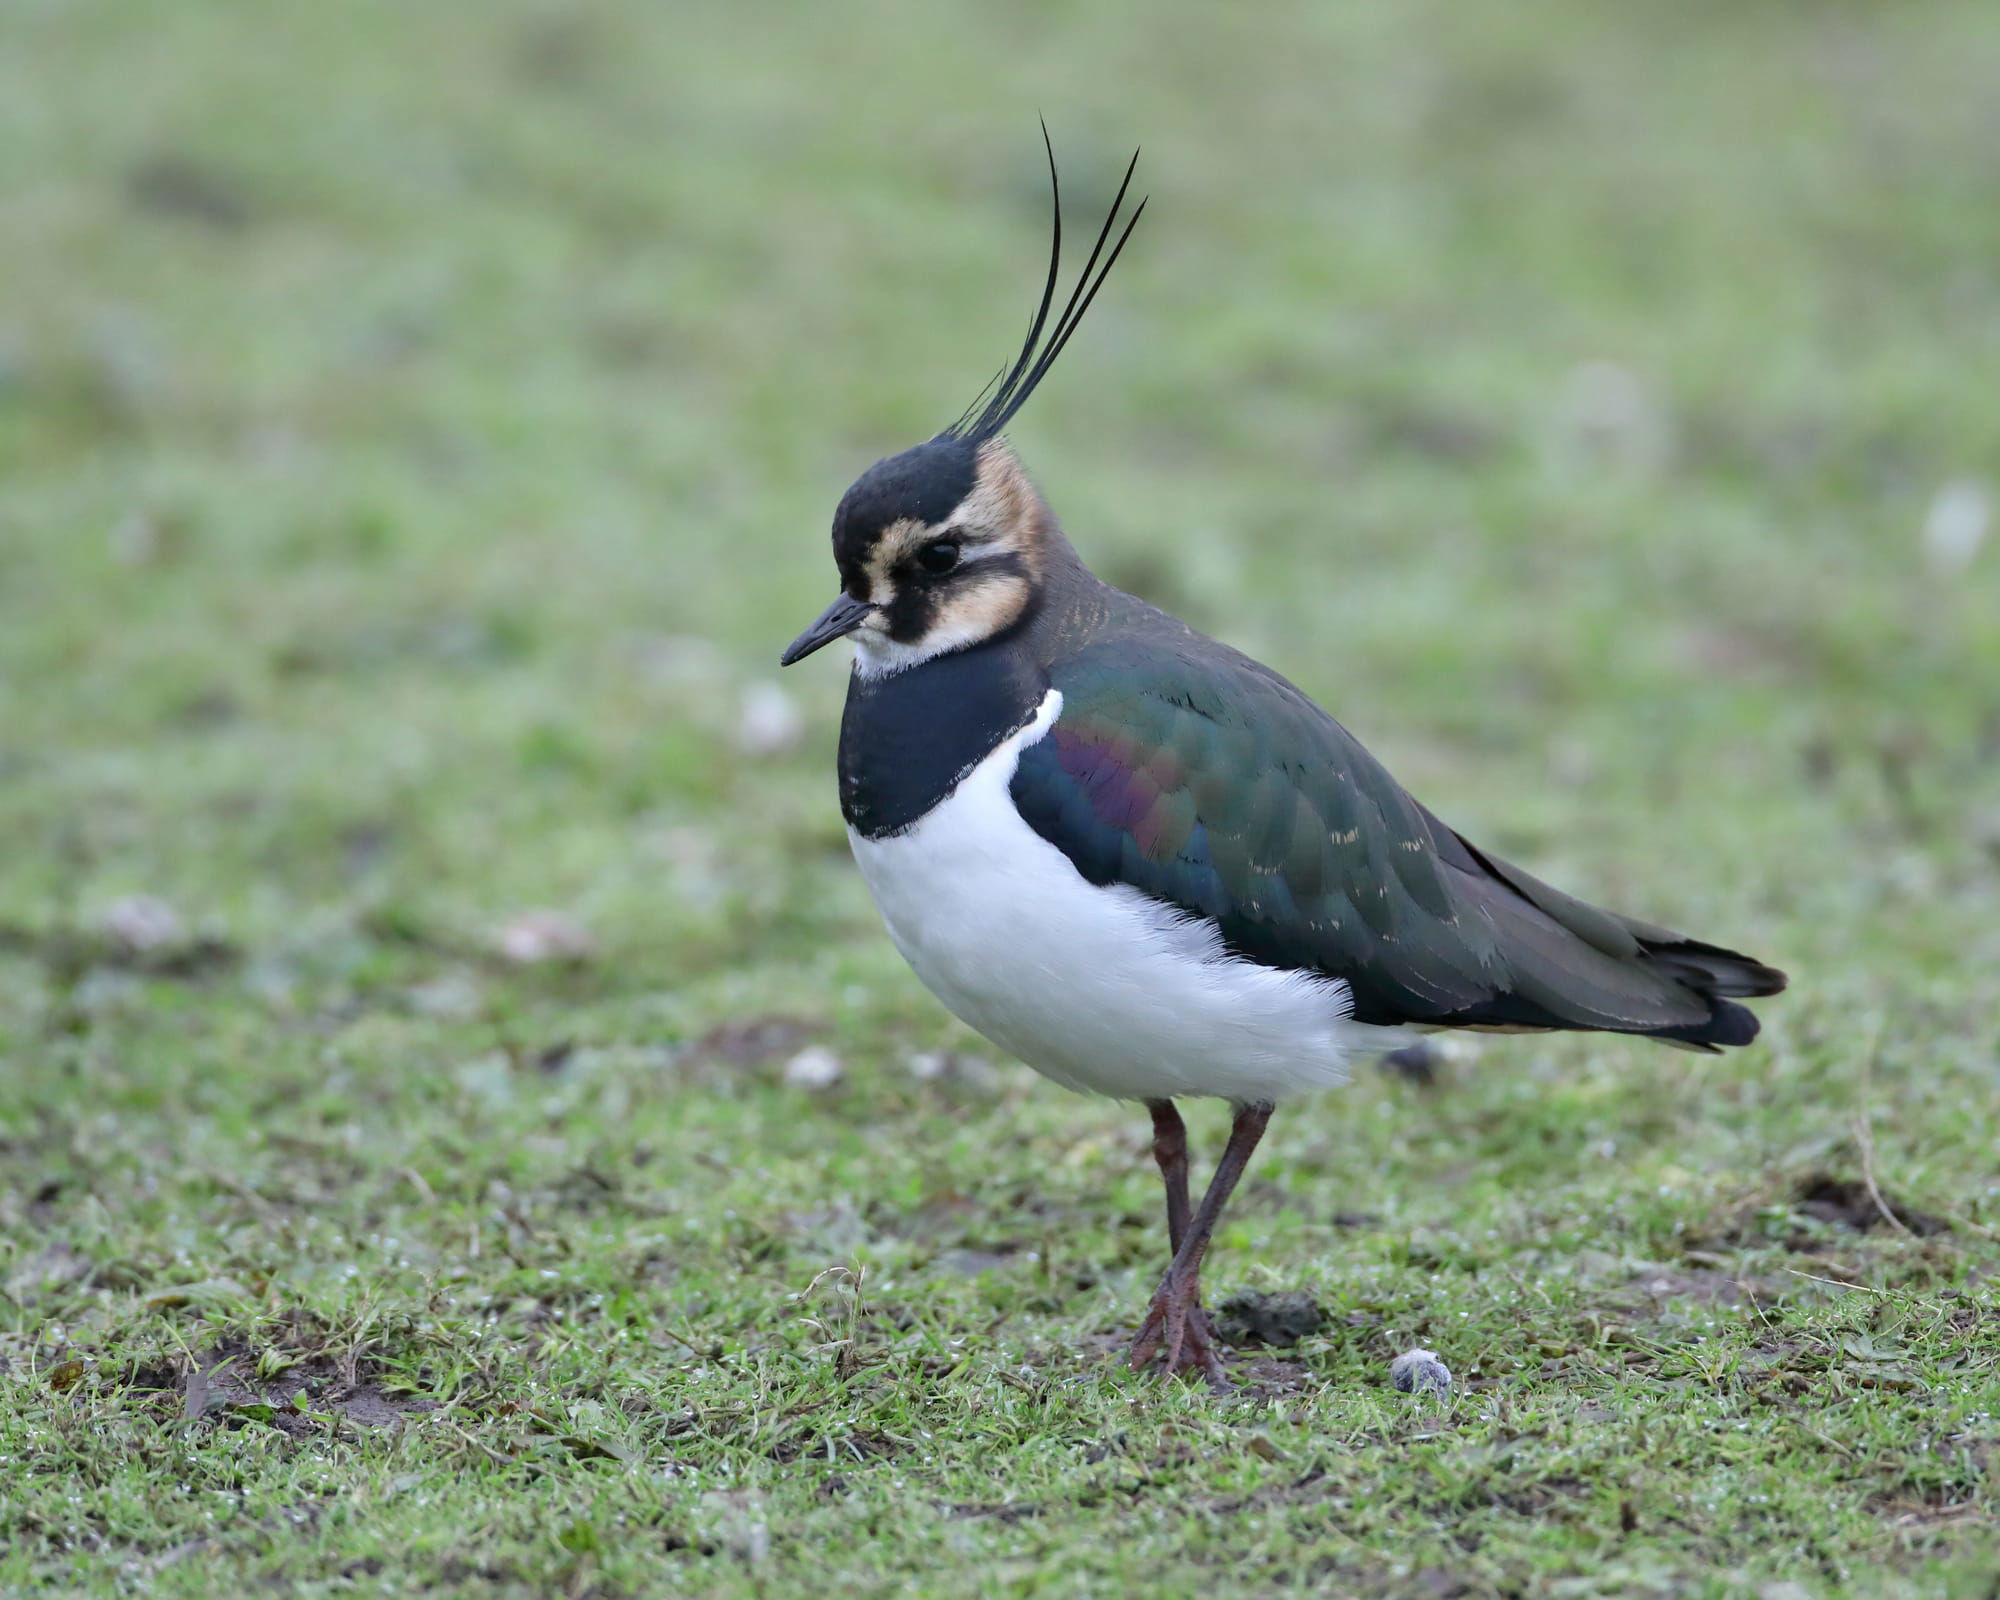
[98,895,183,953]
[782,1046,843,1091]
[496,910,595,964]
[1391,1347,1453,1398]
[1922,478,1990,577]
[906,1050,946,1081]
[736,682,804,756]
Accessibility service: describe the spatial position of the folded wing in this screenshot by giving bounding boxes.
[1008,637,1785,1051]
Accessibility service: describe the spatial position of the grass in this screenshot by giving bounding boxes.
[3,0,1999,1594]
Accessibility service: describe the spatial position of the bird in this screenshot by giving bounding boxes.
[779,134,1787,1390]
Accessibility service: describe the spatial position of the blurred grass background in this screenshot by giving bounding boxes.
[2,2,1997,1595]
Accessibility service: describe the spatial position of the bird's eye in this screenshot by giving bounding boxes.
[915,539,961,575]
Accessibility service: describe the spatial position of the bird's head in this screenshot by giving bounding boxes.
[782,131,1145,677]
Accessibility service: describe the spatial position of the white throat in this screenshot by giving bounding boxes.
[850,627,968,679]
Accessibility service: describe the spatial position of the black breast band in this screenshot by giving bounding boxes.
[837,640,1047,838]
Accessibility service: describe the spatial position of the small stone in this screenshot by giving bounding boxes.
[98,895,183,953]
[1921,478,1990,577]
[782,1046,843,1091]
[736,682,805,756]
[1215,1289,1326,1348]
[1390,1347,1453,1398]
[496,910,595,965]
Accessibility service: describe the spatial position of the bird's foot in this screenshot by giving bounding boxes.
[1128,1269,1229,1390]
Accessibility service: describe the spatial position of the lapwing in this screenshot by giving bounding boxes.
[781,136,1787,1389]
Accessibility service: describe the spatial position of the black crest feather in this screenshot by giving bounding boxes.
[942,123,1146,445]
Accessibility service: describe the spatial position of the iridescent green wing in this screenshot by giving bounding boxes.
[1008,638,1779,1044]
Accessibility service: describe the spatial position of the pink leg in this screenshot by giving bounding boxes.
[1128,1101,1272,1389]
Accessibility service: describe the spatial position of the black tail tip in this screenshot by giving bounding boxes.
[1703,998,1763,1048]
[1653,997,1764,1051]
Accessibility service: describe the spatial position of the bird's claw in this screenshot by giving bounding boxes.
[1128,1272,1230,1390]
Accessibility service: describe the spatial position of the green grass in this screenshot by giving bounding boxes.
[4,1,1999,1594]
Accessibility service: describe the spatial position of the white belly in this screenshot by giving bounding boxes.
[847,688,1405,1103]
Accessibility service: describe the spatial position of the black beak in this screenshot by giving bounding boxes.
[780,593,874,666]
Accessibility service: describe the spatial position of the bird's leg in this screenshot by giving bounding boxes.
[1145,1099,1192,1254]
[1141,1099,1218,1366]
[1130,1100,1273,1389]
